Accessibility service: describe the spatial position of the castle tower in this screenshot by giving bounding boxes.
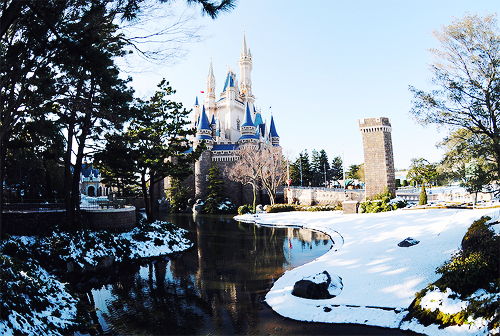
[238,31,254,105]
[205,60,216,119]
[269,115,280,146]
[195,106,214,199]
[238,102,258,145]
[359,117,395,199]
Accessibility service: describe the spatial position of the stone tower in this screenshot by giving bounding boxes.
[359,117,396,199]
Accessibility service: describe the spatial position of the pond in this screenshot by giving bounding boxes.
[75,213,419,335]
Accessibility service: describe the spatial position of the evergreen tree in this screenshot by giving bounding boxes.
[346,164,360,180]
[203,163,226,214]
[330,156,343,185]
[311,149,330,187]
[419,185,428,205]
[167,178,192,213]
[94,80,204,222]
[290,150,313,186]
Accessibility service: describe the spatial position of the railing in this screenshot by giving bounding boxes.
[4,202,66,212]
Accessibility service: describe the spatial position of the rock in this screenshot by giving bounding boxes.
[256,204,263,212]
[398,237,420,247]
[292,271,343,299]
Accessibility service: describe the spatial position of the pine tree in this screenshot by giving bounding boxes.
[168,178,192,213]
[330,156,343,185]
[419,185,428,205]
[311,149,330,187]
[290,150,313,186]
[203,163,226,214]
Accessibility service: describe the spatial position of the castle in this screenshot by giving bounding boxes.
[177,32,281,206]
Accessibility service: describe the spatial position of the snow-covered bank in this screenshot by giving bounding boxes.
[0,220,193,335]
[235,208,500,335]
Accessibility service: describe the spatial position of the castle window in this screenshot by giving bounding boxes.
[236,118,240,131]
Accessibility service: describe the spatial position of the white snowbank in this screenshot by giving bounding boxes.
[235,208,500,334]
[1,220,193,335]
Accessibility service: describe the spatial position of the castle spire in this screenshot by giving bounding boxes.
[206,59,216,118]
[241,28,248,57]
[238,29,254,105]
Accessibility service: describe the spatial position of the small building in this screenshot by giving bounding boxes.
[80,162,114,197]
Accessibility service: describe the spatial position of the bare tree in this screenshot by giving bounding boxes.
[226,144,263,212]
[226,144,286,209]
[259,146,286,205]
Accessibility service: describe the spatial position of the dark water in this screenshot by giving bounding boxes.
[77,213,419,335]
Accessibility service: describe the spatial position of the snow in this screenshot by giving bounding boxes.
[419,287,468,315]
[235,208,500,334]
[1,220,193,335]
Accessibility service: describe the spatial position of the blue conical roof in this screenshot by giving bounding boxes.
[269,115,279,138]
[223,71,235,92]
[210,114,216,125]
[254,112,263,127]
[198,106,210,131]
[195,96,199,106]
[242,102,254,127]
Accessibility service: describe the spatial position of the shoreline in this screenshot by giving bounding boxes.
[235,208,500,335]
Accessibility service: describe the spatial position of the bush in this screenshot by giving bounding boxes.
[462,216,494,252]
[419,185,427,205]
[360,188,407,213]
[238,204,252,215]
[267,204,297,213]
[408,216,500,330]
[266,204,341,213]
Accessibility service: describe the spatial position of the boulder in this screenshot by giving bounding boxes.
[398,237,420,247]
[292,271,343,299]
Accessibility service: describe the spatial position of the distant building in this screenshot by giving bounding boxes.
[80,161,114,197]
[166,31,281,206]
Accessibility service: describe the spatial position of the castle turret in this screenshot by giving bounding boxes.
[195,105,214,148]
[238,30,254,105]
[269,115,280,146]
[195,105,214,199]
[238,102,258,144]
[193,96,201,128]
[205,59,216,119]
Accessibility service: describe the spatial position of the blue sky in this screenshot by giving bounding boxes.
[123,0,499,170]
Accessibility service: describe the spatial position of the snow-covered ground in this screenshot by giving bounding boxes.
[236,208,500,335]
[0,220,193,336]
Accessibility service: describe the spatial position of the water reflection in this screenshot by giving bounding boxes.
[79,214,332,335]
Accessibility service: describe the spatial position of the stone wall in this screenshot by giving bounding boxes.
[359,117,396,199]
[83,206,136,231]
[286,187,364,206]
[3,210,66,236]
[2,207,136,236]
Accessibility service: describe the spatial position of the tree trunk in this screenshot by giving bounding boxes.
[141,172,150,222]
[0,136,5,232]
[64,109,76,230]
[148,175,156,221]
[252,184,257,213]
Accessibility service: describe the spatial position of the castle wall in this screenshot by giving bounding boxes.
[285,187,364,206]
[359,117,396,199]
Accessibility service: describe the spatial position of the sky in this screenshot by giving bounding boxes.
[121,0,499,170]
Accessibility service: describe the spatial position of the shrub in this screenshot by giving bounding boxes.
[238,204,252,215]
[266,204,340,213]
[461,216,494,252]
[419,185,427,205]
[267,204,297,213]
